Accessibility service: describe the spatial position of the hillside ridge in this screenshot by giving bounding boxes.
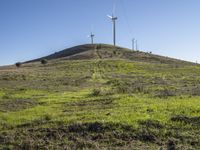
[25,43,194,65]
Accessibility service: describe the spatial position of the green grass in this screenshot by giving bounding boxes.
[0,56,200,149]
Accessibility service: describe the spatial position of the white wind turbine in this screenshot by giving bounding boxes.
[88,32,95,44]
[132,38,135,50]
[107,4,118,46]
[135,40,138,50]
[88,25,95,44]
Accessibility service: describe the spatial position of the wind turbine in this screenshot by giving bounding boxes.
[132,38,135,50]
[135,40,138,50]
[107,5,118,46]
[88,32,95,44]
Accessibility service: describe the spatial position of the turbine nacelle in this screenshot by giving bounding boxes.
[107,15,117,20]
[88,32,95,44]
[90,33,95,37]
[88,32,95,38]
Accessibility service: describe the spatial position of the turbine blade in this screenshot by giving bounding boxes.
[113,3,116,16]
[91,25,94,32]
[107,15,112,19]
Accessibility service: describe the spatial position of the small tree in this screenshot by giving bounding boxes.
[41,59,48,65]
[15,62,22,68]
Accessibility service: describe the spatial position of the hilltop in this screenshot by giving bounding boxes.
[25,44,193,65]
[0,44,200,149]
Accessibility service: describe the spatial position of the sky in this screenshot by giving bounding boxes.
[0,0,200,65]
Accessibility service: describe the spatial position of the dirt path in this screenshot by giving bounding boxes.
[92,45,105,82]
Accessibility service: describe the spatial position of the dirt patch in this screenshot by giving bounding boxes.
[171,115,200,125]
[0,99,38,112]
[154,89,176,98]
[190,86,200,96]
[0,122,160,150]
[139,119,164,129]
[136,129,157,142]
[0,121,199,149]
[167,139,176,150]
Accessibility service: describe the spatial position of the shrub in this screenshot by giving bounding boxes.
[44,114,52,121]
[90,89,101,96]
[15,62,22,68]
[41,59,48,65]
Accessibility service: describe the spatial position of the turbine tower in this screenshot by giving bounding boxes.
[132,38,135,50]
[107,5,118,46]
[88,32,95,44]
[135,40,138,51]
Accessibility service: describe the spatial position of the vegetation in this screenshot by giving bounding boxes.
[0,44,199,149]
[41,59,48,65]
[15,62,22,67]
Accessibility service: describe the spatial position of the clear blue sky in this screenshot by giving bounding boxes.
[0,0,200,65]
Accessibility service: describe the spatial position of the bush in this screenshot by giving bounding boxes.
[90,89,101,96]
[15,62,22,68]
[41,59,48,65]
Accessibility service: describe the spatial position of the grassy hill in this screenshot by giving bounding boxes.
[0,44,200,149]
[26,44,193,65]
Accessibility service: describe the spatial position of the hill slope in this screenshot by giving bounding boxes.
[0,44,200,149]
[26,44,194,65]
